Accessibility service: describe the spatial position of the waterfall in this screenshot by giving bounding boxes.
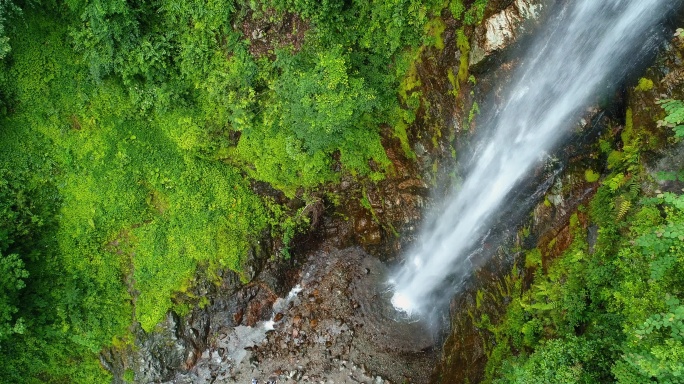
[390,0,678,315]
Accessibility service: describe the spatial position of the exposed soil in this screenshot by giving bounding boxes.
[239,7,308,59]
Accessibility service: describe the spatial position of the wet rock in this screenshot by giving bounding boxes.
[161,247,434,384]
[117,312,195,383]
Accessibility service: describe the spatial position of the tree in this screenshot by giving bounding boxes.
[0,0,19,59]
[275,45,378,154]
[0,251,28,342]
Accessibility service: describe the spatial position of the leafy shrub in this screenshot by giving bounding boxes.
[450,0,466,20]
[0,252,27,341]
[656,99,684,139]
[464,0,488,26]
[495,337,598,384]
[235,46,390,194]
[617,296,684,383]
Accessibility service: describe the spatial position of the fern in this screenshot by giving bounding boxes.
[616,198,632,221]
[628,179,640,197]
[656,99,684,139]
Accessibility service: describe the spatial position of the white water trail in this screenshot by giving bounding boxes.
[390,0,676,315]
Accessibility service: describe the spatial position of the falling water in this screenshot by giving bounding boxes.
[390,0,678,315]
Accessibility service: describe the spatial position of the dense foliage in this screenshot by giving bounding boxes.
[0,0,456,381]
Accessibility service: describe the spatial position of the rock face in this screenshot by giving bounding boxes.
[101,312,196,383]
[101,266,284,383]
[470,0,552,66]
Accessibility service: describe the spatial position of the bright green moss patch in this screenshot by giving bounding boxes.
[393,115,417,160]
[635,77,654,92]
[457,29,471,83]
[621,107,634,144]
[585,169,600,182]
[448,68,458,96]
[468,101,481,123]
[425,17,447,50]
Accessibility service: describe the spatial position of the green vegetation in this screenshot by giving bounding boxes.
[469,101,481,123]
[457,29,471,85]
[657,99,684,139]
[464,0,488,25]
[635,77,654,92]
[0,0,452,381]
[450,0,466,21]
[585,169,601,182]
[481,101,684,383]
[450,0,489,25]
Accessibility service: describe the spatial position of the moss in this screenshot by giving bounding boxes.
[173,302,191,318]
[395,48,422,160]
[456,29,471,83]
[621,107,634,144]
[468,101,480,123]
[635,77,654,92]
[521,225,531,238]
[448,28,471,97]
[425,17,447,50]
[198,296,210,309]
[432,124,442,148]
[448,68,458,96]
[360,188,372,210]
[361,187,381,224]
[585,169,600,183]
[569,212,580,230]
[525,248,543,269]
[607,150,624,169]
[547,237,557,250]
[123,369,135,383]
[431,161,439,182]
[599,138,613,154]
[476,289,485,309]
[398,52,422,101]
[393,117,417,160]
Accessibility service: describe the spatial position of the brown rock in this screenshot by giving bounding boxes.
[233,309,243,325]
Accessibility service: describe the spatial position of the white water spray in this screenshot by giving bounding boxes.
[391,0,676,315]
